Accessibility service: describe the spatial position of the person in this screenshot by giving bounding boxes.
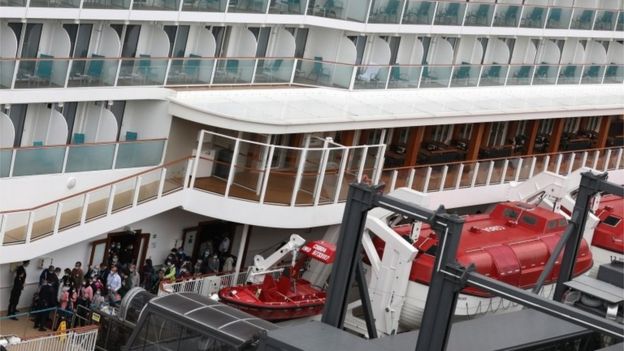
[61,268,74,289]
[39,265,54,286]
[141,259,154,288]
[91,289,106,310]
[218,236,231,254]
[8,260,29,320]
[99,263,110,291]
[50,267,61,302]
[106,266,122,305]
[34,278,56,331]
[223,255,235,273]
[149,269,165,295]
[77,278,93,325]
[71,261,84,288]
[208,254,220,273]
[164,261,176,281]
[128,264,140,289]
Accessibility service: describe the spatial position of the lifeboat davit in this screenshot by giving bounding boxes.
[372,201,593,328]
[590,194,624,267]
[218,240,336,321]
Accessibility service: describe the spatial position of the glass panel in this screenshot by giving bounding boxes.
[67,58,119,87]
[464,3,493,26]
[212,59,255,84]
[532,64,557,85]
[493,5,521,27]
[594,10,617,30]
[426,165,444,192]
[403,0,435,24]
[603,64,624,83]
[115,140,165,169]
[2,212,30,244]
[59,193,85,231]
[353,65,390,89]
[520,6,547,28]
[308,0,370,22]
[318,148,344,203]
[0,149,12,177]
[434,1,466,25]
[479,64,508,86]
[117,58,167,86]
[293,59,354,88]
[167,57,214,85]
[441,164,460,190]
[368,0,404,24]
[254,58,295,84]
[410,166,429,192]
[229,141,266,202]
[85,185,111,222]
[387,65,421,88]
[450,64,480,87]
[15,58,69,88]
[138,168,162,203]
[546,7,572,29]
[474,161,492,186]
[263,146,297,205]
[181,0,226,11]
[391,168,411,190]
[194,134,236,194]
[228,0,269,13]
[269,0,306,14]
[518,156,533,181]
[507,65,534,85]
[0,0,26,5]
[66,143,115,172]
[111,178,137,212]
[570,8,595,30]
[557,65,581,84]
[13,146,65,176]
[82,0,131,8]
[617,11,623,31]
[29,0,79,7]
[0,60,15,89]
[296,149,321,205]
[419,65,452,88]
[132,0,180,10]
[488,160,506,185]
[581,64,605,84]
[30,202,57,241]
[504,158,520,183]
[164,160,186,194]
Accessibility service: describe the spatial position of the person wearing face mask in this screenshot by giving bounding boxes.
[72,261,84,289]
[141,259,154,288]
[76,279,93,326]
[164,261,176,282]
[91,289,105,310]
[128,264,140,289]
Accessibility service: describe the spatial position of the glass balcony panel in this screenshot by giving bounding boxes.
[3,212,30,245]
[434,1,467,25]
[65,143,115,173]
[581,64,605,84]
[229,142,266,202]
[503,158,519,183]
[293,59,353,88]
[137,168,162,203]
[570,8,595,29]
[295,149,322,206]
[493,5,520,27]
[464,3,494,26]
[194,134,236,194]
[368,0,404,24]
[607,149,620,170]
[474,161,491,186]
[507,65,534,85]
[593,10,616,30]
[67,58,119,87]
[308,0,370,22]
[82,0,130,8]
[489,160,507,184]
[212,59,255,84]
[402,0,435,24]
[14,58,69,89]
[0,0,26,5]
[85,185,111,222]
[557,64,581,84]
[166,57,214,85]
[450,64,480,87]
[532,64,557,85]
[117,58,167,86]
[181,0,226,11]
[30,202,58,241]
[353,65,390,89]
[254,59,295,84]
[228,0,268,13]
[13,146,65,176]
[0,149,11,177]
[457,162,475,188]
[163,160,186,194]
[0,60,15,89]
[408,166,427,192]
[545,7,572,29]
[59,193,85,231]
[419,65,452,88]
[441,164,460,190]
[29,0,79,7]
[518,157,534,181]
[478,64,508,86]
[387,65,421,88]
[132,0,180,10]
[115,139,165,169]
[317,148,344,203]
[262,147,297,205]
[603,64,624,83]
[111,178,137,212]
[269,0,305,14]
[520,6,547,28]
[426,165,444,192]
[617,11,623,31]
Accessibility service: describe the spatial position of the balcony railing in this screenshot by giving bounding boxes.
[1,57,622,91]
[0,138,166,178]
[2,0,622,30]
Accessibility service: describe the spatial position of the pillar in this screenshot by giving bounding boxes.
[467,123,486,161]
[404,127,426,166]
[596,116,612,148]
[548,118,565,153]
[524,120,541,155]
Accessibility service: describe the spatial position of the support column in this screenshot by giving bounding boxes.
[404,127,425,166]
[596,116,612,148]
[234,224,251,283]
[548,118,565,153]
[358,130,370,145]
[467,123,486,161]
[339,130,356,146]
[524,120,541,155]
[507,121,519,142]
[286,133,303,167]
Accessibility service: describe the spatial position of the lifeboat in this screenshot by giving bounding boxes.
[219,239,336,321]
[371,201,593,329]
[590,194,623,268]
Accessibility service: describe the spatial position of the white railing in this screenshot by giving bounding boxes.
[6,327,98,351]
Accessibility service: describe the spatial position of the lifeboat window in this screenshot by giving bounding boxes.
[547,220,558,229]
[520,214,537,226]
[603,215,621,227]
[558,218,568,227]
[503,208,519,219]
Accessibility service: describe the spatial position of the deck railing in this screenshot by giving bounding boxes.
[5,325,98,351]
[1,56,622,91]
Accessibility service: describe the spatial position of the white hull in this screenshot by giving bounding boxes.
[589,246,623,277]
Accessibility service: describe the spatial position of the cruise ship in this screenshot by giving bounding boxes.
[0,0,623,342]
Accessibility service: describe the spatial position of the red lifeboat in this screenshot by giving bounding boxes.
[374,202,593,297]
[218,240,336,321]
[592,194,624,254]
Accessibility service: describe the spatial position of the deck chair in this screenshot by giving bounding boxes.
[583,65,600,79]
[534,65,550,79]
[437,2,460,24]
[184,54,202,81]
[574,10,594,29]
[138,54,152,83]
[595,11,614,30]
[35,54,54,85]
[514,65,531,80]
[525,7,544,27]
[307,56,330,82]
[262,59,283,81]
[560,65,576,78]
[126,131,138,141]
[547,8,561,27]
[467,4,490,25]
[86,54,104,84]
[486,65,501,79]
[502,6,519,26]
[73,133,85,144]
[383,0,400,21]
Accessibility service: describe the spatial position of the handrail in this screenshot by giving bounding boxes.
[0,138,167,151]
[0,155,191,214]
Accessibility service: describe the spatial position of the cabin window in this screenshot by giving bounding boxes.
[558,218,568,227]
[547,220,558,230]
[520,214,537,226]
[503,208,519,219]
[603,215,621,227]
